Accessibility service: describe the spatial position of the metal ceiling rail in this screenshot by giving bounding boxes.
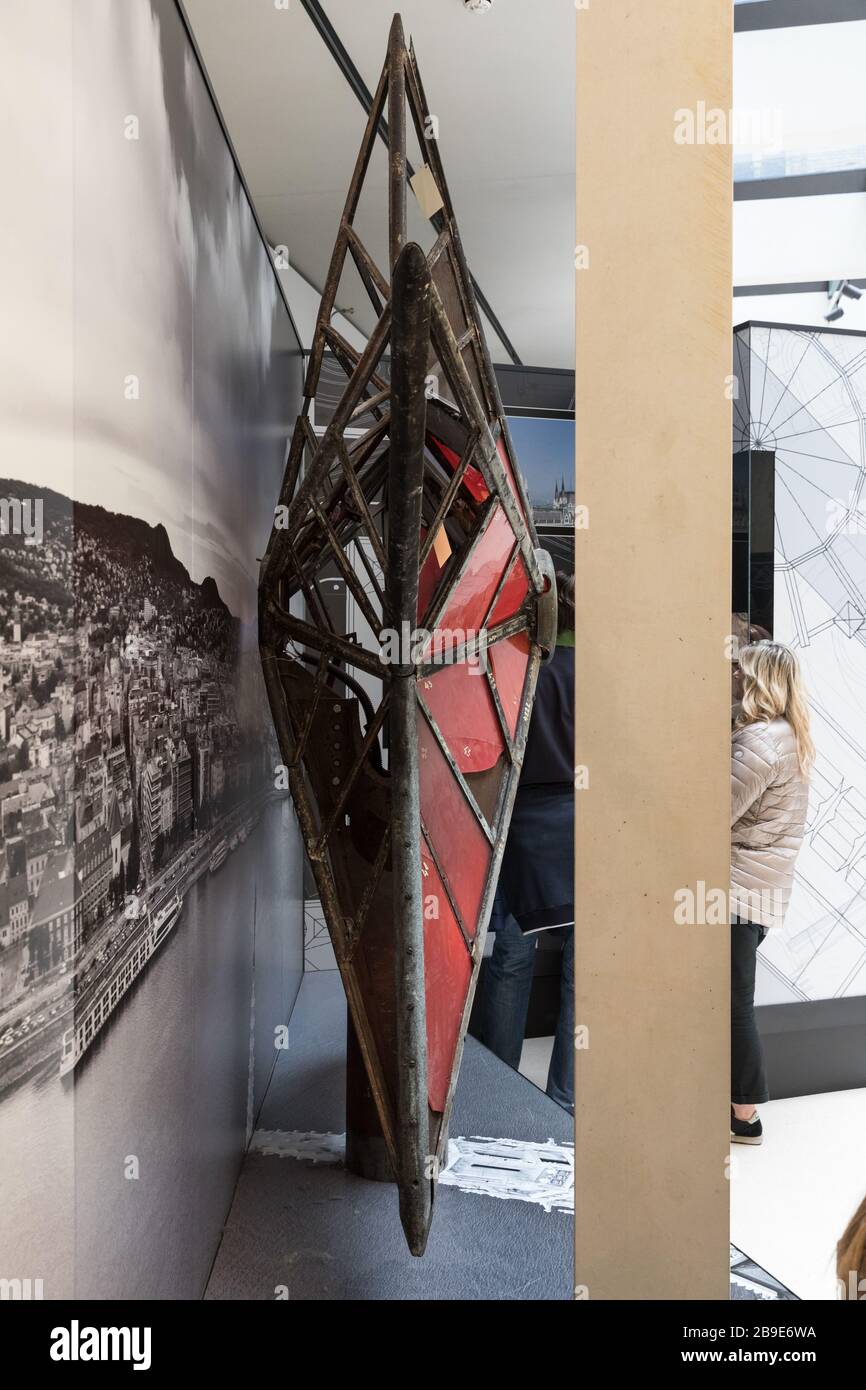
[735,170,866,201]
[734,278,866,297]
[735,0,866,32]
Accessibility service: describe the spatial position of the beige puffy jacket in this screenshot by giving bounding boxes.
[731,716,809,931]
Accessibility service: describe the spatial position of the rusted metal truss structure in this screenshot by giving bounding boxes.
[259,13,556,1256]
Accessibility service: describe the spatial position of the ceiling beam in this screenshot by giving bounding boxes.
[735,0,866,32]
[735,169,866,200]
[734,277,866,296]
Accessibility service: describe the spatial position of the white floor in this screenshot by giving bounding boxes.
[519,1035,554,1093]
[730,1088,866,1300]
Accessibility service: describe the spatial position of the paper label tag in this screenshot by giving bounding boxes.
[432,526,452,566]
[411,164,445,218]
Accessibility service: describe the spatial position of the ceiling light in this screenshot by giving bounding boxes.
[826,279,863,323]
[464,0,494,12]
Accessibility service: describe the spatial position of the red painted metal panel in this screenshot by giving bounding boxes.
[489,632,531,740]
[420,834,472,1113]
[429,434,488,503]
[418,663,504,774]
[427,433,524,526]
[488,550,530,627]
[418,710,490,937]
[431,507,515,651]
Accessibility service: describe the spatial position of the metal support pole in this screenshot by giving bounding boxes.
[388,14,407,273]
[388,240,432,1255]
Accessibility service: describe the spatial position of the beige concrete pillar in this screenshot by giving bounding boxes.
[574,0,733,1299]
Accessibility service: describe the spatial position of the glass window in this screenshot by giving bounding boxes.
[734,21,866,180]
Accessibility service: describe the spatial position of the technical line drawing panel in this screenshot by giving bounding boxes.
[735,322,866,1005]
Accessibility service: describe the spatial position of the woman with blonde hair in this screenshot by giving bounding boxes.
[730,641,814,1145]
[838,1193,866,1300]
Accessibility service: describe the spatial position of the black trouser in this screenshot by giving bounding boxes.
[731,914,769,1106]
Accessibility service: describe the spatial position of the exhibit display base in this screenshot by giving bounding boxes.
[204,972,573,1301]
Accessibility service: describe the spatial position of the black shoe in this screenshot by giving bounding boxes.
[730,1107,763,1145]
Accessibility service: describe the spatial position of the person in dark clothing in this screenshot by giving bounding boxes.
[476,572,575,1111]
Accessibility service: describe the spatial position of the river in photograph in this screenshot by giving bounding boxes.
[0,800,301,1299]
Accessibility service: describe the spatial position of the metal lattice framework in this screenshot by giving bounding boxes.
[259,13,556,1255]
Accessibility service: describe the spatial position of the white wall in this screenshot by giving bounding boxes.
[735,193,866,289]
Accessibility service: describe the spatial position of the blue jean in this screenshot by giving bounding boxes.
[478,905,574,1113]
